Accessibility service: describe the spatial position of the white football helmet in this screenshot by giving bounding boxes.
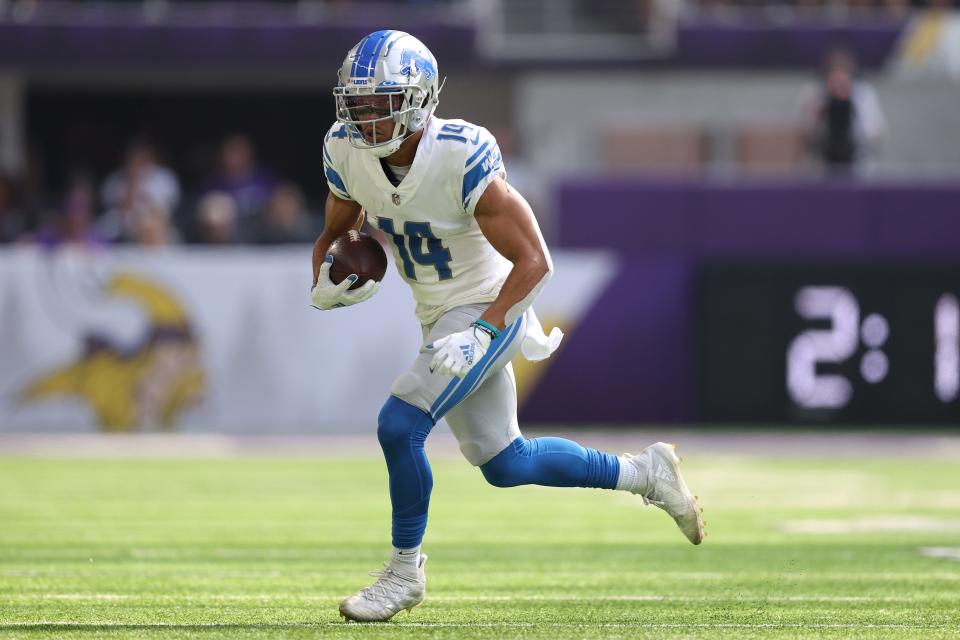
[334,30,443,158]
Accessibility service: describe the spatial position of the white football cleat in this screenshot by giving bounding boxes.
[339,554,427,622]
[625,442,705,545]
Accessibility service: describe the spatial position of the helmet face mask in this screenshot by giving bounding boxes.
[334,87,426,155]
[342,94,399,120]
[333,31,441,158]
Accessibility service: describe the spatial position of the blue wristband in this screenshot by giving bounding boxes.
[472,319,501,340]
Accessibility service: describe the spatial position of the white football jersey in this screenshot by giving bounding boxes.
[323,116,513,325]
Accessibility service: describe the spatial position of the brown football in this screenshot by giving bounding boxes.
[327,230,388,290]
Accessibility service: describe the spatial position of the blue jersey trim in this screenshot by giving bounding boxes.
[461,149,500,208]
[465,141,489,169]
[325,165,351,199]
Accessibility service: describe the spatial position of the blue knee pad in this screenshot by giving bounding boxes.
[377,396,436,549]
[480,436,620,490]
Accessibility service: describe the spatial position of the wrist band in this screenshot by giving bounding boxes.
[472,319,501,340]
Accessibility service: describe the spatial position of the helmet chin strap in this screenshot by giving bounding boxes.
[365,138,403,158]
[364,123,422,158]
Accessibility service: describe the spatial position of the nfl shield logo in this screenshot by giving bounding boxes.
[392,193,401,206]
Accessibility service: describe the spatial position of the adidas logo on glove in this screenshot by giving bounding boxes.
[459,344,475,366]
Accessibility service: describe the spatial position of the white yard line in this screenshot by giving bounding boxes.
[5,570,960,581]
[378,623,955,629]
[0,622,953,630]
[783,517,960,534]
[376,623,959,629]
[920,547,960,562]
[2,431,960,459]
[7,593,955,603]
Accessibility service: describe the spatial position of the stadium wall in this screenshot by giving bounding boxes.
[517,73,960,176]
[0,247,616,433]
[519,178,960,426]
[2,179,958,432]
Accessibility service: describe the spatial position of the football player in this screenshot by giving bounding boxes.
[311,30,705,623]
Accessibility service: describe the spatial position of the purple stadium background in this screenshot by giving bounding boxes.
[520,179,960,424]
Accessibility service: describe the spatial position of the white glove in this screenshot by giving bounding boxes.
[424,323,493,378]
[310,255,380,310]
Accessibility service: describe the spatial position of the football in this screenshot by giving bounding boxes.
[327,230,388,290]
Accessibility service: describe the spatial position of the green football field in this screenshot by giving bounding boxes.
[1,440,959,639]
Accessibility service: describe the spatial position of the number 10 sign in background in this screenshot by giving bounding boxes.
[697,265,960,424]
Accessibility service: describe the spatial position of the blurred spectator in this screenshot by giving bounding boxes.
[0,174,25,243]
[30,177,105,248]
[196,191,238,244]
[203,134,278,219]
[98,196,180,246]
[130,200,179,247]
[798,49,888,175]
[696,0,918,17]
[245,183,317,244]
[99,137,181,242]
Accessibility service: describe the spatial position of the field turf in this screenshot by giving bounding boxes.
[1,440,959,638]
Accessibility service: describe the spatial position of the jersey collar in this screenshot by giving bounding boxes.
[362,118,436,201]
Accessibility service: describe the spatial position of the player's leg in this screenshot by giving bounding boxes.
[339,305,496,622]
[438,309,623,490]
[444,344,705,545]
[377,396,434,553]
[445,364,618,489]
[444,363,621,489]
[377,304,516,552]
[338,395,433,622]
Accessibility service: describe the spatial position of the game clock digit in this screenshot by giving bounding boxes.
[697,265,960,424]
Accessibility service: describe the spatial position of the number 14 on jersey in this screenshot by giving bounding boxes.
[377,217,453,281]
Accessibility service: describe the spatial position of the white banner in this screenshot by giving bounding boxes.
[895,12,960,79]
[0,246,615,433]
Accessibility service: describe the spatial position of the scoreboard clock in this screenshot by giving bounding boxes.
[697,265,960,424]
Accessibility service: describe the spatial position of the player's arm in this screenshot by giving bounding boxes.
[311,193,363,286]
[425,178,552,377]
[473,178,552,331]
[309,193,379,311]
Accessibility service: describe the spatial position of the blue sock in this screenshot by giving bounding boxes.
[377,396,436,549]
[479,436,620,489]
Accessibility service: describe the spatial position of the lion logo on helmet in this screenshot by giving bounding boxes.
[399,49,436,81]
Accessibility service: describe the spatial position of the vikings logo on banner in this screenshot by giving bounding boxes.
[17,273,205,432]
[0,247,617,432]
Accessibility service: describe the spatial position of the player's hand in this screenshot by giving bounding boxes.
[310,255,380,310]
[423,324,492,378]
